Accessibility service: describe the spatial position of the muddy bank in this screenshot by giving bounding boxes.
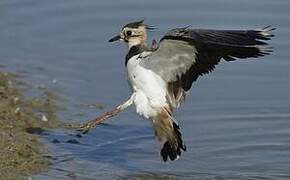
[0,72,60,179]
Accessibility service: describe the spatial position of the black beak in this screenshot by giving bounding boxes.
[109,35,121,42]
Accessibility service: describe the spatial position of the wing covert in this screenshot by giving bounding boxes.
[141,39,198,83]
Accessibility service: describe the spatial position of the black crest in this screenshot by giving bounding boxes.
[123,19,156,30]
[123,20,144,29]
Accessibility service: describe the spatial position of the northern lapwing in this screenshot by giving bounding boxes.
[109,20,274,162]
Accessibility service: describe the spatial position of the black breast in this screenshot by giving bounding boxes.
[125,45,147,66]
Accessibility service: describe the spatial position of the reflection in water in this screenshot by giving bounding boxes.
[1,0,290,179]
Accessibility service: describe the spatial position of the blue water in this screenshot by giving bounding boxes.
[1,0,290,179]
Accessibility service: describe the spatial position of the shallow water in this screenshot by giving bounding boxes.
[1,0,290,179]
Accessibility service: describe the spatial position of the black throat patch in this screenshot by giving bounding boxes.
[125,45,147,66]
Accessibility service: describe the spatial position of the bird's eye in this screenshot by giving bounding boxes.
[126,30,132,36]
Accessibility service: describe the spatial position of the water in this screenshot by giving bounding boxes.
[1,0,290,179]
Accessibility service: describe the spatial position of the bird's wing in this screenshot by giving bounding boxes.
[140,26,274,107]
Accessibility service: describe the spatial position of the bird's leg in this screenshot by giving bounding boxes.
[68,93,135,134]
[117,93,135,111]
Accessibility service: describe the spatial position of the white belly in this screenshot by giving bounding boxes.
[127,55,167,118]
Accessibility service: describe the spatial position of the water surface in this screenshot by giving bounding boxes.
[1,0,290,179]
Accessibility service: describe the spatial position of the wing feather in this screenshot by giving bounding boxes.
[141,39,198,82]
[141,26,274,107]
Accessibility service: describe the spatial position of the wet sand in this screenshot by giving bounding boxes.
[0,72,60,179]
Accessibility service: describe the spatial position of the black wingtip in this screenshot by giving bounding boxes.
[252,26,276,41]
[262,25,276,32]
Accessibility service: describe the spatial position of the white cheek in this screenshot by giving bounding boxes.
[128,39,141,48]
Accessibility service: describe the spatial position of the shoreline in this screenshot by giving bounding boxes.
[0,72,60,179]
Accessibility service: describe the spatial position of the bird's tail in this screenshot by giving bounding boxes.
[152,107,186,162]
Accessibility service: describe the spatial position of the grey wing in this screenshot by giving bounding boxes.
[141,26,274,107]
[142,39,198,83]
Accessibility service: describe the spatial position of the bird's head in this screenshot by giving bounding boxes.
[109,20,154,48]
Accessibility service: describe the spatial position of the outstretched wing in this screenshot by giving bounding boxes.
[140,26,274,107]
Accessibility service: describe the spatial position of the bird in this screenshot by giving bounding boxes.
[108,20,274,162]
